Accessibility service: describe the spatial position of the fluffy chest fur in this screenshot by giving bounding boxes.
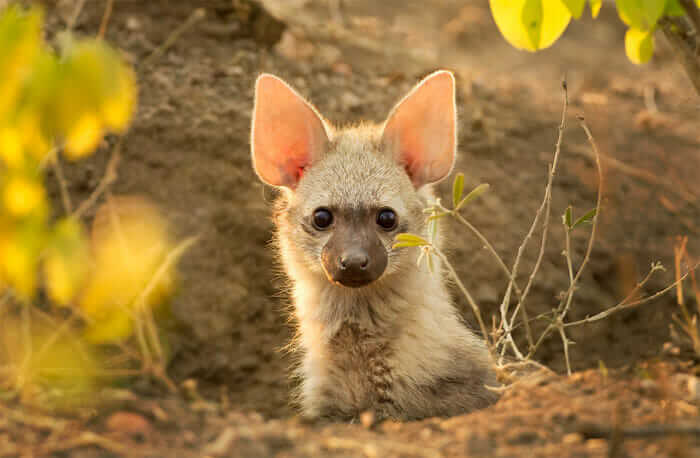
[289,263,499,421]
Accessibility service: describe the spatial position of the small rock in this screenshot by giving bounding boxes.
[183,430,197,445]
[507,429,540,445]
[332,62,352,75]
[275,30,314,61]
[562,433,583,445]
[419,427,432,439]
[360,410,375,429]
[340,92,361,110]
[585,438,607,452]
[125,16,141,31]
[639,379,659,396]
[105,411,152,437]
[204,427,237,456]
[318,45,341,65]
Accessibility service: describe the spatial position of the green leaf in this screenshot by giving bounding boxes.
[452,172,464,209]
[489,0,572,51]
[616,0,666,29]
[598,359,608,379]
[563,205,573,229]
[393,233,429,249]
[393,242,420,249]
[562,0,586,18]
[572,207,597,228]
[522,0,544,49]
[664,0,686,16]
[455,183,490,211]
[625,27,655,64]
[590,0,602,18]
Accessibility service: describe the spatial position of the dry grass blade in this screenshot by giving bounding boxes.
[51,150,73,214]
[673,236,700,354]
[140,8,206,69]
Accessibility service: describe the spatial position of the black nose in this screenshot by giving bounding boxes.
[339,251,369,271]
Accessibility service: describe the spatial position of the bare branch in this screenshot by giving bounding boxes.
[501,79,569,359]
[66,0,87,31]
[558,116,603,319]
[50,150,73,215]
[140,8,206,69]
[72,139,121,219]
[679,0,700,39]
[660,17,700,96]
[97,0,115,39]
[565,262,699,327]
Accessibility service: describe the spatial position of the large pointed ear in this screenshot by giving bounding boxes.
[381,70,457,188]
[251,74,329,188]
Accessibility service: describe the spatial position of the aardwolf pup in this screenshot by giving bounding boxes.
[250,70,498,421]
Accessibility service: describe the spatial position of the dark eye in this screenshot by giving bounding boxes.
[376,208,398,230]
[312,208,333,230]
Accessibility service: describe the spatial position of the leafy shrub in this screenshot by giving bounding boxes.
[0,5,185,405]
[489,0,700,64]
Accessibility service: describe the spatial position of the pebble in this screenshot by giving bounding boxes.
[105,411,152,436]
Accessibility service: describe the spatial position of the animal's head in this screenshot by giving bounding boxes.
[251,71,457,288]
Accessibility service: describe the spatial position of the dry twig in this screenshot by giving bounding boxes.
[140,8,206,69]
[498,78,570,362]
[564,262,698,327]
[97,0,115,39]
[549,115,603,375]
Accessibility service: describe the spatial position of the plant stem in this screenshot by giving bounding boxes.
[660,17,700,96]
[434,248,491,350]
[564,263,698,327]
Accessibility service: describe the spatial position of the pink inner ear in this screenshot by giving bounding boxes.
[252,75,328,187]
[381,71,456,188]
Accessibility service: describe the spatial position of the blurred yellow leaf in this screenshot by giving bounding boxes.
[616,0,665,29]
[590,0,602,18]
[44,219,89,306]
[0,7,42,120]
[490,0,572,51]
[17,113,52,161]
[625,27,654,64]
[81,197,177,343]
[83,308,134,344]
[0,126,23,167]
[0,231,40,299]
[0,315,99,404]
[562,0,585,19]
[102,68,137,132]
[64,112,102,159]
[3,175,45,217]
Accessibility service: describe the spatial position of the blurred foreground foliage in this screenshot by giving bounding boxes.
[489,0,700,64]
[0,5,186,406]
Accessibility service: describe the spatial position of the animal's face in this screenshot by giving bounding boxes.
[251,71,457,288]
[282,142,426,287]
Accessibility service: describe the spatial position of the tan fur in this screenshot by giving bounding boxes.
[255,74,498,421]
